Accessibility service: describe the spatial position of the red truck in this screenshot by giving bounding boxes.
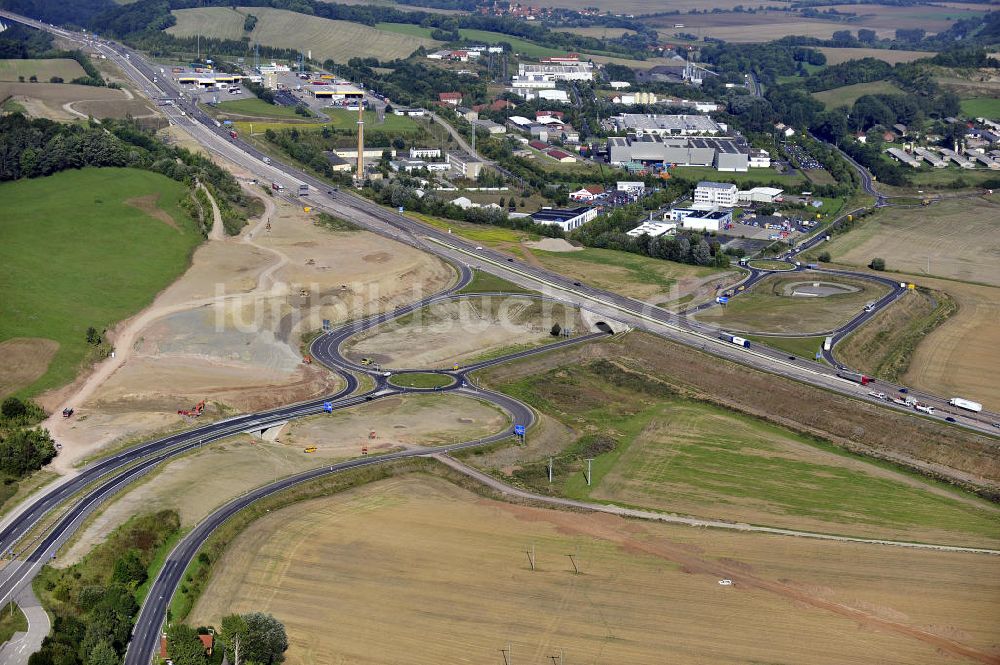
[229,130,238,139]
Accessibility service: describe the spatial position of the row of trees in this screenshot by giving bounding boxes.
[167,614,288,665]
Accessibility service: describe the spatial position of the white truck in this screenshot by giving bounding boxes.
[823,336,833,351]
[948,398,983,413]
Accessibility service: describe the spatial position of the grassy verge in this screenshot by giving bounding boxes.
[0,470,60,518]
[746,334,827,359]
[315,211,360,232]
[0,601,28,644]
[388,373,455,389]
[458,271,535,295]
[747,259,795,270]
[214,97,307,119]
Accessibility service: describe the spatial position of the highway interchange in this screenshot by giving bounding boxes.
[0,10,998,663]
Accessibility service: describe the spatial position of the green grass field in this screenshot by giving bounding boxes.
[388,372,455,389]
[497,359,1000,544]
[0,58,86,82]
[747,259,795,271]
[214,97,307,119]
[812,80,905,110]
[959,97,1000,119]
[457,29,566,58]
[0,168,201,397]
[236,110,418,137]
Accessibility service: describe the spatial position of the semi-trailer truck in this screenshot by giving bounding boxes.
[948,398,982,413]
[299,184,309,196]
[272,182,284,191]
[837,370,870,386]
[720,333,750,348]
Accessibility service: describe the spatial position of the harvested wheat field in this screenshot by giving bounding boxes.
[817,47,934,65]
[901,276,1000,412]
[190,475,1000,665]
[693,273,889,334]
[344,296,587,369]
[49,195,453,467]
[58,394,503,565]
[824,196,1000,286]
[168,7,439,62]
[0,82,134,121]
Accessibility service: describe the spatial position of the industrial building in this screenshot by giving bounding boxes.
[737,187,783,204]
[886,147,921,168]
[306,82,363,102]
[607,135,751,171]
[447,151,486,179]
[518,61,594,81]
[613,113,726,137]
[694,181,738,207]
[531,206,597,231]
[671,207,732,232]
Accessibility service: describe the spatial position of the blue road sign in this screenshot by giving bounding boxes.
[514,424,525,436]
[717,296,729,305]
[323,402,333,413]
[398,206,405,213]
[815,352,822,360]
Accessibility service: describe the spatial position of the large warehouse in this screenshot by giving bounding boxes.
[607,135,750,171]
[613,113,726,136]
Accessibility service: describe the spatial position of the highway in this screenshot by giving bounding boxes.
[0,10,996,662]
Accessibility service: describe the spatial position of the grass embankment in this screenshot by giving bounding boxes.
[669,165,807,186]
[746,334,827,359]
[0,602,28,644]
[0,168,202,397]
[388,373,455,389]
[835,287,956,382]
[459,271,535,295]
[489,356,999,545]
[747,259,795,271]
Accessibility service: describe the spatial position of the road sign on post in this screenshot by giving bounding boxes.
[716,296,729,305]
[323,402,333,413]
[322,319,331,331]
[514,424,525,436]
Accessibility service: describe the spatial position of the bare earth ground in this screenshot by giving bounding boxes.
[57,394,504,565]
[344,297,587,369]
[901,276,1000,412]
[817,47,934,65]
[40,191,453,469]
[0,339,58,397]
[189,475,1000,665]
[824,195,1000,286]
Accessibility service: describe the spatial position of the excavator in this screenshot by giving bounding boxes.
[177,399,206,417]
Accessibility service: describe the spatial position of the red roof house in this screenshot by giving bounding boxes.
[439,92,463,106]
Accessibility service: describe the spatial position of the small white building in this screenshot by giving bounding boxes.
[737,187,783,204]
[610,81,632,89]
[617,181,645,192]
[749,149,771,168]
[678,208,732,232]
[531,206,598,231]
[693,181,738,208]
[627,221,676,238]
[409,147,442,159]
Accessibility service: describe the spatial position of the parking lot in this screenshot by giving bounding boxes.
[783,142,823,169]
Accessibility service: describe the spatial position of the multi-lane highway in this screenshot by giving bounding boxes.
[0,10,997,663]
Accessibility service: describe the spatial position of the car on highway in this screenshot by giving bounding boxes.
[476,246,483,250]
[507,257,514,262]
[945,417,956,423]
[899,387,909,394]
[573,281,582,286]
[787,356,795,360]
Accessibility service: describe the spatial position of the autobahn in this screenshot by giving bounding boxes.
[0,10,995,662]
